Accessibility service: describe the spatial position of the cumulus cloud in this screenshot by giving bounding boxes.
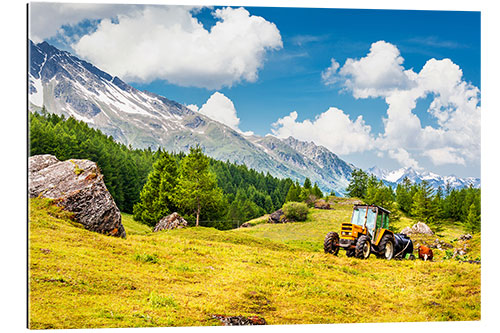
[320,40,480,168]
[185,104,199,112]
[71,6,282,89]
[271,107,374,155]
[423,148,466,166]
[29,3,142,43]
[338,41,416,98]
[192,92,253,136]
[198,92,240,130]
[388,148,422,170]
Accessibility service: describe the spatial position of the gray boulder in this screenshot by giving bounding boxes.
[459,234,473,241]
[401,222,434,236]
[29,154,126,238]
[154,212,188,231]
[268,209,287,224]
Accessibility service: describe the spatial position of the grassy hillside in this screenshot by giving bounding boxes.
[29,198,480,329]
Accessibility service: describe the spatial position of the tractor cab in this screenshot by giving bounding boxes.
[349,204,390,241]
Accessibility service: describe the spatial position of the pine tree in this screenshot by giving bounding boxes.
[465,203,480,233]
[312,182,323,198]
[133,152,178,226]
[346,168,368,198]
[364,178,394,208]
[410,180,440,229]
[173,146,223,227]
[285,182,300,202]
[303,177,312,190]
[396,177,413,214]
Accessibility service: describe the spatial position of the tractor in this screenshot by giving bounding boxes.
[324,204,413,260]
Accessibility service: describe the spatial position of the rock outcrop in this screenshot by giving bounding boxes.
[29,154,126,238]
[314,199,332,210]
[459,234,473,241]
[429,238,453,250]
[211,315,266,326]
[268,209,287,224]
[401,222,434,236]
[154,212,188,231]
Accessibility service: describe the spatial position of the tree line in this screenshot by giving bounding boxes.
[29,110,154,213]
[346,168,481,233]
[284,177,324,205]
[29,111,292,229]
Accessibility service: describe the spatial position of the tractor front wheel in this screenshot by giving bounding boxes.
[355,235,371,259]
[324,232,340,255]
[379,234,395,260]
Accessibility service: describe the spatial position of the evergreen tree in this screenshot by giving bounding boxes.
[410,180,440,229]
[285,181,301,202]
[364,178,394,208]
[312,182,323,198]
[396,177,413,214]
[464,202,481,233]
[173,146,224,227]
[133,152,178,226]
[346,168,369,198]
[303,177,312,190]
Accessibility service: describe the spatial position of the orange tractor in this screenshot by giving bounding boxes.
[324,204,413,260]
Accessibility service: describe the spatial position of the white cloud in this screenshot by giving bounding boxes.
[194,92,254,136]
[321,58,340,85]
[423,148,466,166]
[271,107,374,155]
[29,3,142,43]
[198,92,240,130]
[388,148,421,170]
[338,41,416,98]
[71,6,282,89]
[185,104,199,112]
[321,40,480,169]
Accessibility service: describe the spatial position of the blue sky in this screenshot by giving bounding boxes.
[30,2,481,178]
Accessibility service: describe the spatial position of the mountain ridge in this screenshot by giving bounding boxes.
[28,40,480,194]
[367,166,480,190]
[28,40,354,195]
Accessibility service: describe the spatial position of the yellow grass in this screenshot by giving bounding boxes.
[28,198,480,329]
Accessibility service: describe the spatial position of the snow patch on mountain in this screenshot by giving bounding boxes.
[367,166,480,189]
[27,40,354,195]
[29,74,44,107]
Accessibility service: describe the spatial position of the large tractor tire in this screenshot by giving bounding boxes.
[394,233,414,259]
[355,235,371,259]
[378,234,395,260]
[324,232,340,255]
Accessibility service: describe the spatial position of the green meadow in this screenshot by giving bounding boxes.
[29,197,480,329]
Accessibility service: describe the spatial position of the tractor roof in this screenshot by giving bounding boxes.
[353,204,391,215]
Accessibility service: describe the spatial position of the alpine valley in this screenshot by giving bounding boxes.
[28,40,479,194]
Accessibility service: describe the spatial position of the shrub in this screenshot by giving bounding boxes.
[282,202,309,221]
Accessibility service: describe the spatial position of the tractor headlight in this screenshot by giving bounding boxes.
[341,231,351,236]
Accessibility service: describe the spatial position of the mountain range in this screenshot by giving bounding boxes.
[28,40,353,195]
[28,40,479,194]
[367,166,480,190]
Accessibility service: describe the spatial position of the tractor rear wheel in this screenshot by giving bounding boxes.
[355,235,371,259]
[379,234,395,260]
[324,232,339,255]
